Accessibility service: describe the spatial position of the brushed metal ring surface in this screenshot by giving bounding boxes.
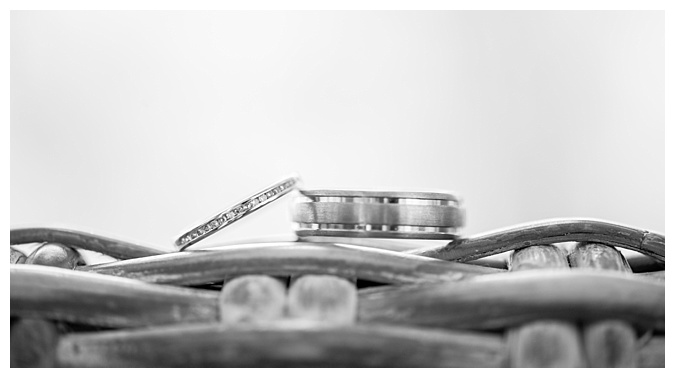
[175,175,300,251]
[293,203,465,227]
[293,189,464,240]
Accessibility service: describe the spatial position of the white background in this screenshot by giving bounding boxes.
[10,11,664,251]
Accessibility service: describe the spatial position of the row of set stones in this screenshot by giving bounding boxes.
[180,178,297,246]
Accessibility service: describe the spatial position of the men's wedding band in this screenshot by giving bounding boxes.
[292,189,464,240]
[175,175,300,250]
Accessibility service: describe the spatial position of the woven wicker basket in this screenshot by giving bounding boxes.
[10,219,665,368]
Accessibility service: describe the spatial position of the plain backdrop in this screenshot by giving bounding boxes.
[10,11,664,252]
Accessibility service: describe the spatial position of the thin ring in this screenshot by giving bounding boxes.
[292,189,464,240]
[175,175,300,251]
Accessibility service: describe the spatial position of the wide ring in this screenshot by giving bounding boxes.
[175,175,300,250]
[292,189,465,240]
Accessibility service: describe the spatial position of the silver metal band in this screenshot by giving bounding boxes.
[175,175,300,251]
[292,189,464,240]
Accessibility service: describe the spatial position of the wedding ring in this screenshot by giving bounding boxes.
[292,189,464,239]
[175,175,300,250]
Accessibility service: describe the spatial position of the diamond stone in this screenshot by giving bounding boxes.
[210,220,219,228]
[251,198,259,207]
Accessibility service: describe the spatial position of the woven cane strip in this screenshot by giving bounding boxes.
[9,219,664,368]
